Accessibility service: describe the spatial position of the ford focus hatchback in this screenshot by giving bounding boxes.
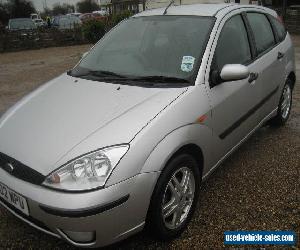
[0,4,295,248]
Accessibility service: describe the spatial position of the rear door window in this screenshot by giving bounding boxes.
[247,13,275,56]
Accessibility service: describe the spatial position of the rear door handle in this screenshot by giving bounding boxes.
[248,72,259,83]
[277,52,285,60]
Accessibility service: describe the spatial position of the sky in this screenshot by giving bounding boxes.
[32,0,103,11]
[32,0,81,11]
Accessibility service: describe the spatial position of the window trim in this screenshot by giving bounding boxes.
[244,11,278,59]
[204,7,284,88]
[187,16,217,84]
[241,12,256,62]
[267,14,281,44]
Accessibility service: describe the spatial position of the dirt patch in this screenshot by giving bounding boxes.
[0,44,92,115]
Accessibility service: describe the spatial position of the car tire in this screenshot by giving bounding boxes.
[146,153,201,240]
[269,79,293,127]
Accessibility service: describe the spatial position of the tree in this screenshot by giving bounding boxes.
[40,7,51,19]
[8,0,36,18]
[82,19,106,43]
[52,3,75,16]
[0,3,10,24]
[0,0,36,24]
[76,0,99,14]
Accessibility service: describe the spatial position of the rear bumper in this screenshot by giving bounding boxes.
[0,168,159,248]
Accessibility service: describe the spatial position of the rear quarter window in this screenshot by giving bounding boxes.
[269,15,287,42]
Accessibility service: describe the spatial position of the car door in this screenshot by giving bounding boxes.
[205,13,262,162]
[245,12,285,121]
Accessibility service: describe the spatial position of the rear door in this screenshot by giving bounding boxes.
[245,12,285,121]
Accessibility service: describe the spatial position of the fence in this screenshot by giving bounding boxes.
[285,8,300,34]
[272,7,300,34]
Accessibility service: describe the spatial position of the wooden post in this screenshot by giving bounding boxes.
[282,0,287,20]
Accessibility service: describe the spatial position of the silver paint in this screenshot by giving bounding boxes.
[0,4,295,248]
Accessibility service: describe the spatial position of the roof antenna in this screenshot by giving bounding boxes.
[163,0,175,15]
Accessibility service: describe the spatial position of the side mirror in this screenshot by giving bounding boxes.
[220,64,249,82]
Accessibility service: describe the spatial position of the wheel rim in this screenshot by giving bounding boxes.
[162,167,195,230]
[281,85,292,120]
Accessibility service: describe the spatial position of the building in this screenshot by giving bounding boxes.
[100,0,144,14]
[99,0,299,34]
[103,0,251,13]
[145,0,300,10]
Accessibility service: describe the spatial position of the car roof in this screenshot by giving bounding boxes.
[134,3,276,18]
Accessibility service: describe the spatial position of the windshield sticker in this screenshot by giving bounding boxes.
[181,56,195,72]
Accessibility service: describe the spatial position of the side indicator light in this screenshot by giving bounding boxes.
[196,115,207,123]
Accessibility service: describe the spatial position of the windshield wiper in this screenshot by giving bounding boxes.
[89,70,126,78]
[126,76,190,83]
[69,70,191,86]
[70,69,126,79]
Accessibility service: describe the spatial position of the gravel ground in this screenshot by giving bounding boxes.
[0,37,299,250]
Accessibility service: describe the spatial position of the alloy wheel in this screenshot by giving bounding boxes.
[162,167,195,230]
[281,84,292,120]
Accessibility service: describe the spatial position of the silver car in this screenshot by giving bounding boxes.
[0,4,295,248]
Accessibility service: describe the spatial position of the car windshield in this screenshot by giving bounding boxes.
[9,19,36,30]
[70,15,215,86]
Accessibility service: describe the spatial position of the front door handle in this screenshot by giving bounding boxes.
[248,72,259,83]
[277,52,285,60]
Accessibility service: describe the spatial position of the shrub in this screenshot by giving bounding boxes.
[82,19,106,43]
[110,11,133,28]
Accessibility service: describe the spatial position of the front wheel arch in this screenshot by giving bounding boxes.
[144,143,204,237]
[145,152,201,240]
[139,123,212,176]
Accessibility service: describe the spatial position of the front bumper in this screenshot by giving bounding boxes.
[0,168,159,248]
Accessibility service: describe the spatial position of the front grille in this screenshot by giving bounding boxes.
[0,152,45,185]
[0,196,52,233]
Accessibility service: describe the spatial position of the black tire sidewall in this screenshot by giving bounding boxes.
[270,79,293,126]
[279,81,293,122]
[147,153,201,240]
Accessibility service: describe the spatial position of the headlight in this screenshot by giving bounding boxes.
[43,145,129,191]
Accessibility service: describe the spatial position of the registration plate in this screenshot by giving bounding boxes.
[0,182,29,216]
